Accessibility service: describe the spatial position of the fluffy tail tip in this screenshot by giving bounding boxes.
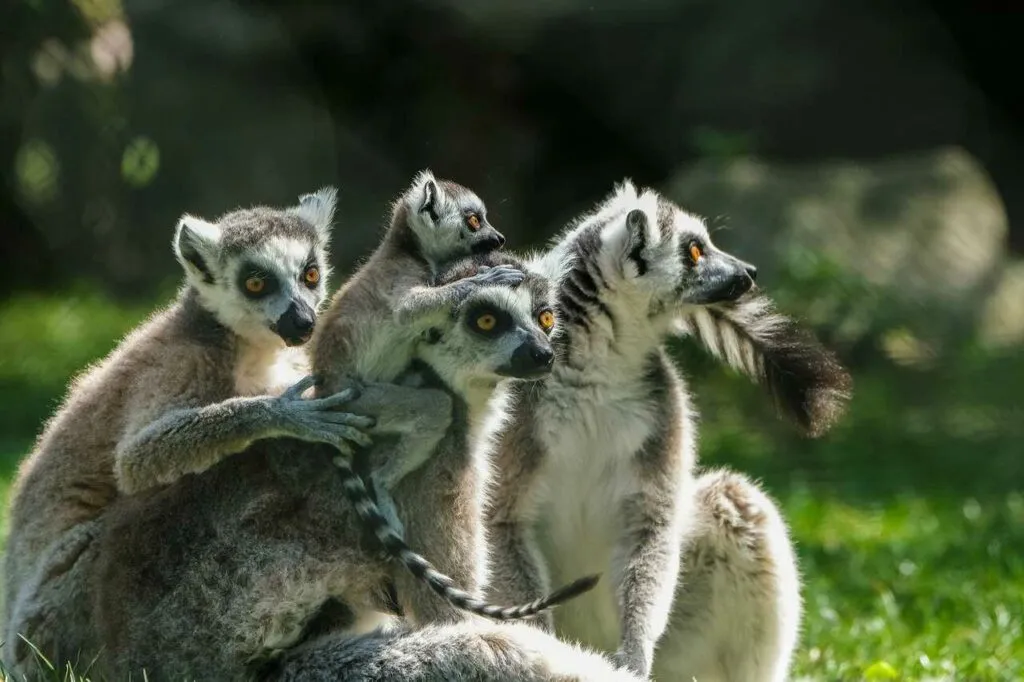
[549,573,601,604]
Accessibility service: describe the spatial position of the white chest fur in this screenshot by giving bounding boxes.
[530,372,660,652]
[234,343,309,396]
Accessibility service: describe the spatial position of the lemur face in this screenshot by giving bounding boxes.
[174,188,336,347]
[404,170,506,266]
[418,261,558,388]
[598,183,757,311]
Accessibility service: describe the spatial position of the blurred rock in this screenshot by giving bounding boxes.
[978,261,1024,350]
[666,147,1011,347]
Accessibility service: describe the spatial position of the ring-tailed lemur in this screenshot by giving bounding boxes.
[1,189,374,674]
[308,170,596,623]
[484,181,851,678]
[83,258,600,679]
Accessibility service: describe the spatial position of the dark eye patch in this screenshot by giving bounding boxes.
[679,237,705,267]
[236,262,279,299]
[464,302,512,338]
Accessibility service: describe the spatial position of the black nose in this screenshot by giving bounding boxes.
[531,345,554,368]
[502,339,555,379]
[275,300,316,346]
[472,231,506,254]
[745,265,758,282]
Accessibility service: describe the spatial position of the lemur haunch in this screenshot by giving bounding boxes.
[309,170,596,622]
[1,189,372,675]
[84,257,600,679]
[484,181,851,678]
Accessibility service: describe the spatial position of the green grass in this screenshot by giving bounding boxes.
[1,291,1022,681]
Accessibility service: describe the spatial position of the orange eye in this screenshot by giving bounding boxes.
[304,266,320,285]
[476,313,497,331]
[538,310,555,331]
[689,243,703,264]
[466,214,481,231]
[245,277,265,294]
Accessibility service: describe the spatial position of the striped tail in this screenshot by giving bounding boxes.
[680,291,852,437]
[333,456,600,620]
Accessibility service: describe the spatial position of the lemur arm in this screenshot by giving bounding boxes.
[115,375,374,495]
[610,441,686,678]
[393,264,526,327]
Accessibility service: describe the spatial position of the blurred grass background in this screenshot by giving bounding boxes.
[3,0,1024,680]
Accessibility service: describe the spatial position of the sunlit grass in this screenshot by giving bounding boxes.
[786,491,1024,680]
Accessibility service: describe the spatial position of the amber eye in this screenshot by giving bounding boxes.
[304,266,320,286]
[689,243,703,264]
[245,277,265,294]
[538,309,555,331]
[466,214,481,231]
[476,313,497,331]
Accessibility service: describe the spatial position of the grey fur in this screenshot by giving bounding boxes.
[484,180,848,679]
[654,468,802,682]
[267,620,644,681]
[1,190,371,676]
[74,260,602,679]
[309,170,595,621]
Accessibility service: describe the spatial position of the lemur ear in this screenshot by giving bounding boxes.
[618,208,651,276]
[174,215,221,284]
[408,169,444,225]
[292,186,337,243]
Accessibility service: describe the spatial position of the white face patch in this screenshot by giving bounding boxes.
[193,234,327,348]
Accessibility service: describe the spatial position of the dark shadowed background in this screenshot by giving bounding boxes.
[2,1,1022,679]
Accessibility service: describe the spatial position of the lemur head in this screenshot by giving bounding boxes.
[604,181,756,309]
[543,180,757,333]
[394,169,506,266]
[173,187,336,347]
[419,255,558,393]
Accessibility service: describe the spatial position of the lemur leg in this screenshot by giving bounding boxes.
[325,380,456,540]
[347,381,454,491]
[268,620,646,682]
[652,469,802,682]
[115,376,374,495]
[386,428,484,625]
[3,520,101,678]
[485,522,555,632]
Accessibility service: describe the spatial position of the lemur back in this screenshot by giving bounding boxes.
[308,170,597,622]
[484,181,852,678]
[1,189,375,675]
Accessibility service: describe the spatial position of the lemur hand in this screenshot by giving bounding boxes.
[272,375,376,454]
[463,264,526,289]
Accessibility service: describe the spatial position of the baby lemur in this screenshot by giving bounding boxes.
[2,188,373,674]
[84,255,589,679]
[484,181,851,678]
[309,170,596,622]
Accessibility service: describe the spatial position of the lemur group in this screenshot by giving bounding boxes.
[2,170,852,682]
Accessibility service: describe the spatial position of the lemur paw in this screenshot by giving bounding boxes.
[467,264,526,288]
[276,376,376,449]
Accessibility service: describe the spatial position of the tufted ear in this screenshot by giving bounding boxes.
[291,186,338,243]
[173,214,222,284]
[406,169,446,225]
[623,208,651,276]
